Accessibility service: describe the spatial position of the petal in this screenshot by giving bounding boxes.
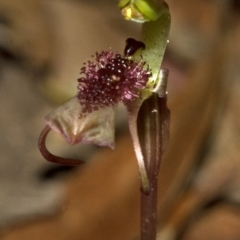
[44,97,116,149]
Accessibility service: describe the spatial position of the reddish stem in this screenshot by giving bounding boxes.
[137,94,170,240]
[38,125,85,166]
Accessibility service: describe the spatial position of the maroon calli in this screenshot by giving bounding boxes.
[77,50,151,116]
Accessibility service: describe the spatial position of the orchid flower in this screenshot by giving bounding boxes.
[39,0,170,189]
[39,38,151,162]
[38,1,171,239]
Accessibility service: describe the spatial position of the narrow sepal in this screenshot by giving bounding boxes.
[38,125,85,166]
[126,99,150,193]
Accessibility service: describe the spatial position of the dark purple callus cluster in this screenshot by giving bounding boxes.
[77,50,151,114]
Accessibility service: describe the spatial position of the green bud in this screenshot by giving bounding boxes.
[118,0,168,22]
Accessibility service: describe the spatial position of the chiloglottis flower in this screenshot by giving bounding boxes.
[39,0,171,194]
[38,38,156,166]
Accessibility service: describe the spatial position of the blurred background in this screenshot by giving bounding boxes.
[0,0,240,239]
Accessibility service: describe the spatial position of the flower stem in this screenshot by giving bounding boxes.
[138,90,170,239]
[141,171,158,240]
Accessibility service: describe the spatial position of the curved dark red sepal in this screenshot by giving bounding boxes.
[38,125,85,166]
